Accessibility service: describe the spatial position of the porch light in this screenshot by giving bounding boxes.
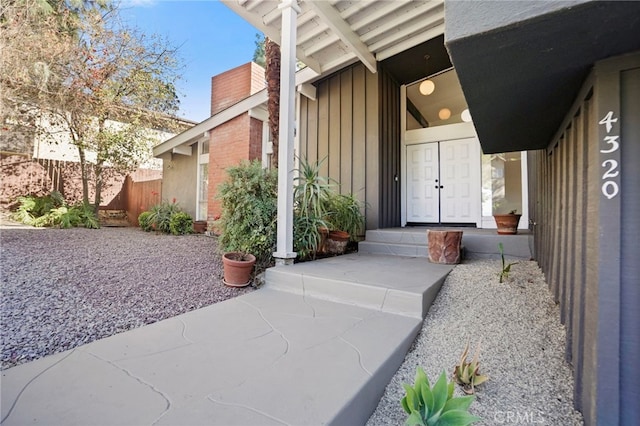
[461,109,472,122]
[438,108,451,120]
[419,55,435,95]
[419,79,435,95]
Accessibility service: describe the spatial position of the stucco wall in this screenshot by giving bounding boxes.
[159,149,198,218]
[529,52,640,426]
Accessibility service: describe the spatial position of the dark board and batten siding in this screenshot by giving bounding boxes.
[299,62,393,231]
[529,52,640,426]
[378,64,401,228]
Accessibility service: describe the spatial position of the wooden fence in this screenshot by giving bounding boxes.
[0,154,162,226]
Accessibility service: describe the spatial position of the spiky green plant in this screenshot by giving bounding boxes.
[498,242,518,283]
[453,343,489,395]
[401,368,481,426]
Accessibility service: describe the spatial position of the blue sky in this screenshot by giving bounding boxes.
[120,1,262,122]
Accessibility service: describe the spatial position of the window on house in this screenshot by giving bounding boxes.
[198,163,208,221]
[481,152,523,216]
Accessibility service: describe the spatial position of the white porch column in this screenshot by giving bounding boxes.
[273,0,300,265]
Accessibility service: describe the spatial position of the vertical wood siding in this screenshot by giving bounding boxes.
[531,84,597,424]
[298,63,380,231]
[378,65,401,228]
[530,53,640,425]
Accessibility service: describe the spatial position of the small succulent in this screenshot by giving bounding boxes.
[401,367,481,426]
[498,242,518,283]
[453,342,489,395]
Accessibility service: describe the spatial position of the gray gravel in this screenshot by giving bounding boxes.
[1,226,253,370]
[1,221,585,424]
[367,260,584,426]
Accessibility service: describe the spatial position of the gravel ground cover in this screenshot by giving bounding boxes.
[367,260,584,426]
[2,220,585,425]
[1,225,252,370]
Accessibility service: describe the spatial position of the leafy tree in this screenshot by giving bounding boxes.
[1,0,183,210]
[252,33,265,67]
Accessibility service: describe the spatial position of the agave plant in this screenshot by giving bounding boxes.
[401,368,480,426]
[453,342,489,395]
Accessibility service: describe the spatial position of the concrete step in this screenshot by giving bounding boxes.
[1,288,425,426]
[2,253,456,426]
[359,228,532,260]
[265,253,453,319]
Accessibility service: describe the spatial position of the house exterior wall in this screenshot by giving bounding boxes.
[378,65,401,228]
[159,148,198,218]
[207,113,263,220]
[298,62,380,231]
[529,52,640,426]
[211,62,265,116]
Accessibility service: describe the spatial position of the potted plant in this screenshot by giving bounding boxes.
[493,209,522,235]
[293,156,332,259]
[222,252,256,287]
[217,161,278,285]
[325,193,365,254]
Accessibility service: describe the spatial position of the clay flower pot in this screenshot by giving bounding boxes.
[222,252,256,287]
[493,214,522,235]
[193,220,207,234]
[326,230,350,255]
[427,230,463,264]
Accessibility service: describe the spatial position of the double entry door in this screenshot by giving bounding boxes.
[406,138,481,224]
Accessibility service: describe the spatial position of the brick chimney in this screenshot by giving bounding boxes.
[210,62,265,116]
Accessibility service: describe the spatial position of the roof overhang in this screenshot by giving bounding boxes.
[153,89,268,157]
[221,0,444,78]
[445,0,640,153]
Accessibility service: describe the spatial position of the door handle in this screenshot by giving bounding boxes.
[435,185,444,189]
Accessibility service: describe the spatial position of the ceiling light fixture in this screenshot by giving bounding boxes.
[419,55,435,96]
[419,80,435,96]
[438,108,451,120]
[461,108,472,122]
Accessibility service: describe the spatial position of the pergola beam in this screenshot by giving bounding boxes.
[306,0,377,74]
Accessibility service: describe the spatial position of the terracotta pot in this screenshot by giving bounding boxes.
[493,214,522,235]
[317,227,329,254]
[222,252,256,287]
[193,220,207,234]
[326,230,350,255]
[427,230,463,264]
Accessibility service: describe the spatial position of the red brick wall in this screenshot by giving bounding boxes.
[210,62,265,116]
[206,62,266,222]
[249,117,264,161]
[207,115,248,219]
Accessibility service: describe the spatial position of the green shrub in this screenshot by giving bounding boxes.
[138,211,153,232]
[72,203,100,229]
[217,160,278,271]
[148,199,182,233]
[169,211,193,235]
[12,195,38,225]
[325,192,365,241]
[11,193,98,229]
[293,213,328,261]
[401,368,480,426]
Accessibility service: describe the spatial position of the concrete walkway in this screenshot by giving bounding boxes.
[1,254,453,426]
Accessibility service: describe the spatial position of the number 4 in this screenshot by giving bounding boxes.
[599,111,618,133]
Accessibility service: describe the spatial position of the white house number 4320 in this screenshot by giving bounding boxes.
[598,111,620,200]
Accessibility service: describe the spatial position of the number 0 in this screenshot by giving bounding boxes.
[602,181,619,199]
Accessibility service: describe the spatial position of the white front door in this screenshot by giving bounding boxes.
[406,138,481,224]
